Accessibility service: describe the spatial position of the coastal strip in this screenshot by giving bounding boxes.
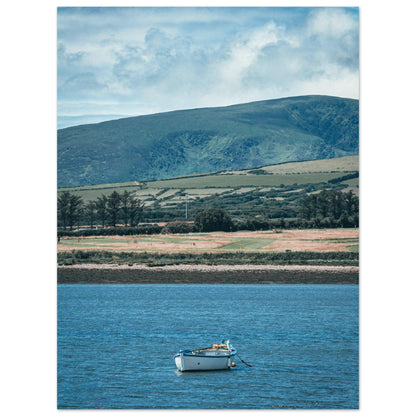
[57,264,359,284]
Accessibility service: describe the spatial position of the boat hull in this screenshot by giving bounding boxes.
[174,353,233,371]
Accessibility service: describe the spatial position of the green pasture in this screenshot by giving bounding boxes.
[57,157,359,219]
[148,172,349,189]
[58,184,140,202]
[219,238,276,250]
[59,234,279,251]
[347,244,359,253]
[319,238,359,243]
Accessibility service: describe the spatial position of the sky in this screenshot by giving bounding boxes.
[57,7,359,128]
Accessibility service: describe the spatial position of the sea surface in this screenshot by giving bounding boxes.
[57,284,359,409]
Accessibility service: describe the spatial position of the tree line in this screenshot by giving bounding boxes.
[58,189,359,233]
[298,189,359,227]
[58,190,144,230]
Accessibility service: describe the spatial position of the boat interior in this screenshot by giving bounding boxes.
[192,344,231,355]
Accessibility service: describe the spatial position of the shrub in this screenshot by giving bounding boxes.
[194,208,234,232]
[235,218,272,231]
[247,169,271,175]
[58,224,163,237]
[163,221,194,234]
[57,250,359,266]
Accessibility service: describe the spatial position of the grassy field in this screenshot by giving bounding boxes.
[57,156,359,216]
[58,229,359,254]
[148,172,348,189]
[57,229,359,267]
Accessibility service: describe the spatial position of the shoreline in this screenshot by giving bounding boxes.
[58,263,359,284]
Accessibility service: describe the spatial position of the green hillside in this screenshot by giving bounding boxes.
[59,156,359,223]
[58,95,358,188]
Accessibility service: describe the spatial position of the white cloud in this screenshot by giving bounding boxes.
[307,8,357,38]
[57,7,359,127]
[217,22,280,88]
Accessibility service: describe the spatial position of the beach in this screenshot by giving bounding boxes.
[57,263,359,284]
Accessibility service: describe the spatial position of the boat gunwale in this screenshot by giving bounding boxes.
[174,348,236,359]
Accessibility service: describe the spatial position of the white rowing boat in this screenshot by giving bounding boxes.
[174,340,237,371]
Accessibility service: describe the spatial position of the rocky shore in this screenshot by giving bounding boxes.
[57,263,359,284]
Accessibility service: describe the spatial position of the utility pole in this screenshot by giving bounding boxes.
[185,194,189,219]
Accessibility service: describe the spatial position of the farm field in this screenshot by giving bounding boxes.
[57,155,359,227]
[58,228,359,254]
[57,156,359,203]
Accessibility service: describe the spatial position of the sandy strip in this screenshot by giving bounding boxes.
[58,263,358,272]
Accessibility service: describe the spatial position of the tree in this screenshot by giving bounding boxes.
[96,195,108,228]
[120,190,130,227]
[299,195,313,220]
[86,200,96,229]
[67,194,84,230]
[331,191,343,220]
[164,221,194,234]
[317,190,329,218]
[128,195,144,227]
[57,191,71,229]
[107,191,121,227]
[345,190,359,217]
[298,189,359,227]
[194,208,234,232]
[76,205,84,230]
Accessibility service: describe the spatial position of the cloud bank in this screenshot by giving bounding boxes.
[57,7,359,128]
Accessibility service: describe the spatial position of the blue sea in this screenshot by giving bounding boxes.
[57,284,359,409]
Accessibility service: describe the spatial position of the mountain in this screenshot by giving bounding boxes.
[58,95,358,188]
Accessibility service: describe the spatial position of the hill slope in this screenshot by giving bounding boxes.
[58,95,358,187]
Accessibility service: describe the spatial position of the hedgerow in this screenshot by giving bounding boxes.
[57,250,358,266]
